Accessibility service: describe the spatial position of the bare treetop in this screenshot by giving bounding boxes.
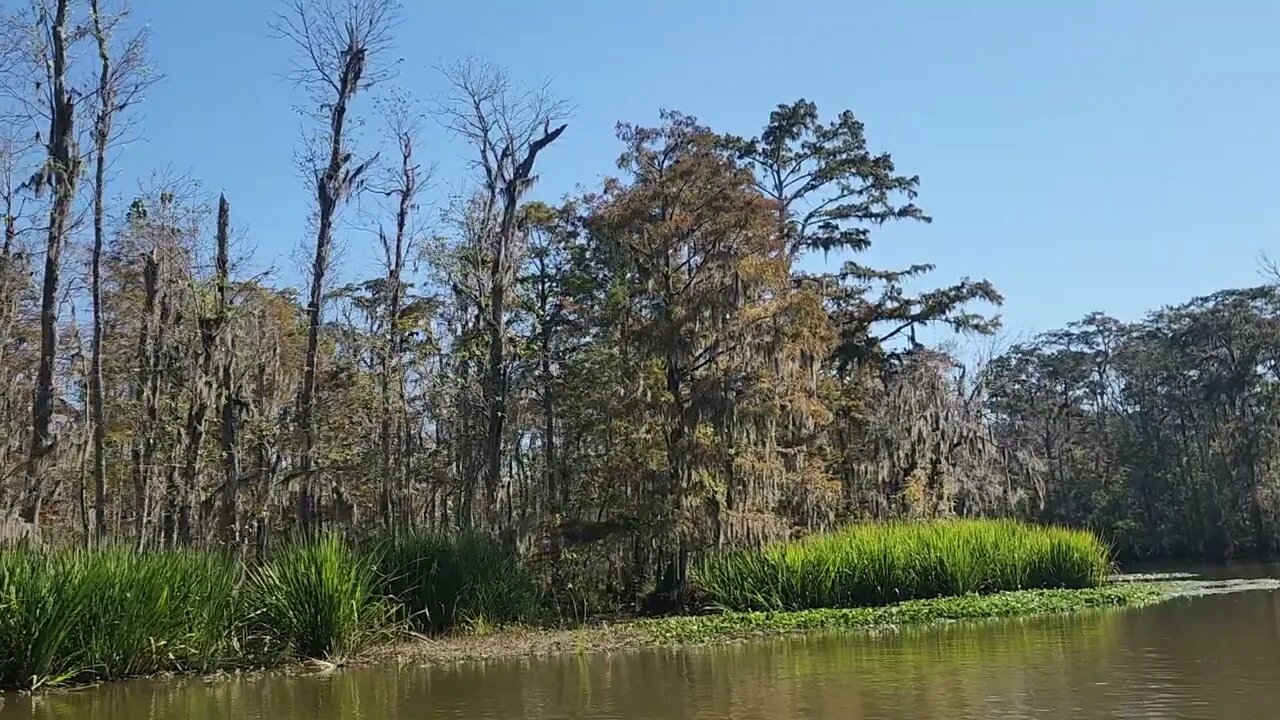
[271,0,402,96]
[435,58,571,189]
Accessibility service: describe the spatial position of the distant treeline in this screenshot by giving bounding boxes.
[987,288,1280,560]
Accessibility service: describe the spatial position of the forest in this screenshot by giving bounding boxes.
[0,0,1275,608]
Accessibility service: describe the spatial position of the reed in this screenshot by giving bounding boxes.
[693,519,1112,612]
[0,545,239,690]
[374,530,536,632]
[246,534,394,661]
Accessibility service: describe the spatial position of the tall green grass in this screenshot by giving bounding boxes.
[0,546,239,690]
[0,533,528,689]
[246,534,394,661]
[374,531,536,633]
[693,520,1112,612]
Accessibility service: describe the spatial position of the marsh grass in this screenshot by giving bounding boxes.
[0,546,239,690]
[246,534,395,661]
[374,531,536,633]
[693,520,1112,612]
[0,519,1114,690]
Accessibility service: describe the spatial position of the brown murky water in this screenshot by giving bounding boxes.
[9,567,1280,719]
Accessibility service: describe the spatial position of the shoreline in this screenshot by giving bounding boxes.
[15,577,1280,694]
[373,581,1170,667]
[375,576,1280,666]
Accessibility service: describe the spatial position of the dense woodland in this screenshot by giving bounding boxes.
[0,0,1275,603]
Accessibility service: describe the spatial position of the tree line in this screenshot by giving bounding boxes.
[0,0,1268,603]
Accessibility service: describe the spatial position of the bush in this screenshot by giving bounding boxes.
[375,531,536,632]
[693,519,1112,612]
[0,546,239,690]
[247,534,393,660]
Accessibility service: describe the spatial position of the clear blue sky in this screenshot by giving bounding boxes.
[116,0,1280,341]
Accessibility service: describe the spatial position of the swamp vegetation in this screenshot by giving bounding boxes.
[0,0,1277,695]
[0,520,1124,690]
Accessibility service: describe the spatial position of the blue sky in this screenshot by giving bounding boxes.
[115,0,1280,341]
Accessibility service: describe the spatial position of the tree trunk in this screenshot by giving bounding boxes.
[88,0,114,544]
[133,253,161,548]
[23,0,79,526]
[214,197,240,547]
[178,321,217,545]
[297,197,330,532]
[297,37,370,535]
[482,123,566,532]
[540,337,557,513]
[482,189,510,526]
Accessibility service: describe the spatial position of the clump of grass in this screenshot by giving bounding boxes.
[375,530,536,633]
[693,520,1112,612]
[247,534,394,661]
[0,545,239,690]
[73,547,240,679]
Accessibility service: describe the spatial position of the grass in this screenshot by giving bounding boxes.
[0,521,1125,691]
[247,534,394,661]
[693,520,1112,612]
[374,530,537,633]
[0,546,239,691]
[0,535,398,690]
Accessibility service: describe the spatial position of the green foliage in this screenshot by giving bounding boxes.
[641,583,1159,645]
[375,531,536,632]
[0,546,239,690]
[693,520,1111,612]
[247,535,394,661]
[988,289,1280,560]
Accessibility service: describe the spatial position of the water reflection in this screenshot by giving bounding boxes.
[12,589,1280,720]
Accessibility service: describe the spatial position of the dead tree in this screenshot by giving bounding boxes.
[131,249,159,547]
[214,196,241,547]
[272,0,399,533]
[438,59,567,531]
[375,95,426,530]
[88,0,154,541]
[23,0,82,525]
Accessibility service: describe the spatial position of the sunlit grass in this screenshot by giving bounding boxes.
[246,534,395,661]
[0,546,239,690]
[693,520,1112,612]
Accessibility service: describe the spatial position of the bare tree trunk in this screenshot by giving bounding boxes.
[214,197,240,547]
[378,119,417,530]
[0,147,23,510]
[483,127,566,530]
[439,61,567,537]
[23,0,80,525]
[541,341,557,511]
[89,0,113,542]
[177,197,232,545]
[133,252,159,548]
[284,1,386,534]
[178,320,216,545]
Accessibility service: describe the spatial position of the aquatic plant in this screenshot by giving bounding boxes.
[246,534,394,660]
[693,519,1112,612]
[374,530,536,632]
[642,583,1157,644]
[0,546,239,690]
